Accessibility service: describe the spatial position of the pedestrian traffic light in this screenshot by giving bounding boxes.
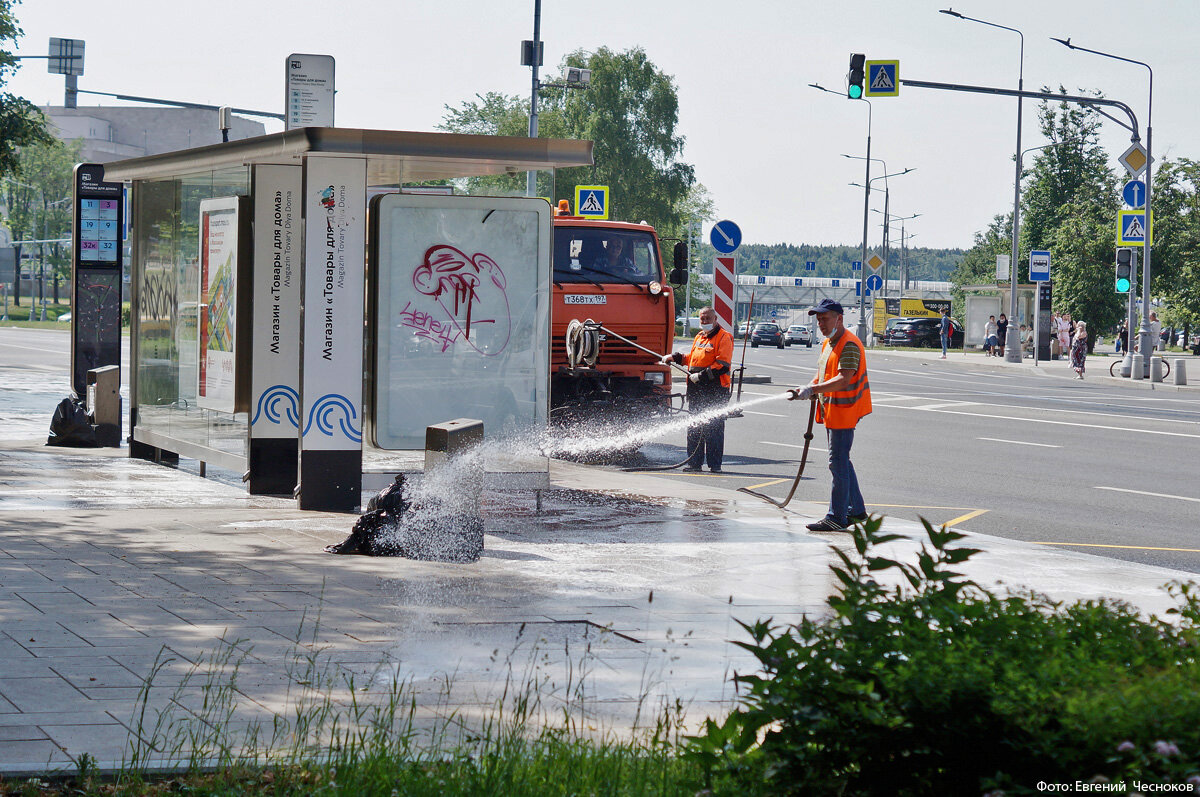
[848,53,865,99]
[1115,247,1134,293]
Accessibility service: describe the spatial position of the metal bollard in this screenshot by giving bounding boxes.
[414,418,486,562]
[86,366,121,447]
[1150,357,1165,383]
[1174,359,1188,386]
[1131,355,1144,380]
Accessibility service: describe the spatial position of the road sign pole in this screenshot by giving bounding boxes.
[858,102,872,342]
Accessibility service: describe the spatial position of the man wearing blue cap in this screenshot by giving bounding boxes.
[788,298,873,531]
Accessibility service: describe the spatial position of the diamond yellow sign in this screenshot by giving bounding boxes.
[866,253,884,271]
[1119,142,1148,178]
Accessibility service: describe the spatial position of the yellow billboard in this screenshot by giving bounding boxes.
[873,297,951,335]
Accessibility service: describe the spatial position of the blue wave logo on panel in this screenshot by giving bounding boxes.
[250,385,301,428]
[303,393,362,443]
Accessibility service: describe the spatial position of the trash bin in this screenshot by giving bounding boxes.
[86,366,121,447]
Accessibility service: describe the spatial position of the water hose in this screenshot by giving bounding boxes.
[738,397,816,508]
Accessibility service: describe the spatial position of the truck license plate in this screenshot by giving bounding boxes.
[563,295,606,305]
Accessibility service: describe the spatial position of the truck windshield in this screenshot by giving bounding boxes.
[553,229,659,284]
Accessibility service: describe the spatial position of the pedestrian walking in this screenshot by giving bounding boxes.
[787,299,872,532]
[661,306,733,472]
[996,313,1008,357]
[939,308,951,359]
[1056,312,1070,354]
[1117,320,1127,354]
[1070,320,1088,379]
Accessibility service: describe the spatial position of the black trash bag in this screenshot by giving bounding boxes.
[326,475,411,555]
[47,395,98,448]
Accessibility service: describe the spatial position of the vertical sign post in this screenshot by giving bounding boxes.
[709,220,742,332]
[71,163,123,398]
[298,157,366,511]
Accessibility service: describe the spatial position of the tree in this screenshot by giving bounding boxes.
[0,1,51,178]
[439,47,696,236]
[1146,159,1200,330]
[2,137,79,305]
[950,213,1011,321]
[1049,199,1124,345]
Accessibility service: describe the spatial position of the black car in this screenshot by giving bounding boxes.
[751,322,785,348]
[882,317,963,348]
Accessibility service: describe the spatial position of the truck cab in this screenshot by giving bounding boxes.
[550,211,676,424]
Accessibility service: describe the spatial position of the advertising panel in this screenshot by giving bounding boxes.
[872,297,951,335]
[249,165,302,439]
[197,197,241,412]
[371,194,551,450]
[300,158,365,451]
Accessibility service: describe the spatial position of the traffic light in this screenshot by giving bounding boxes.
[848,53,865,99]
[1115,247,1134,293]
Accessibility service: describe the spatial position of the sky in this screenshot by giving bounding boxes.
[9,0,1195,251]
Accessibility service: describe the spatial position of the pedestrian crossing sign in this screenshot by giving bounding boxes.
[1117,209,1152,246]
[864,60,899,97]
[574,185,609,220]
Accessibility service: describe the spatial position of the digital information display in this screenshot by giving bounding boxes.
[71,163,124,397]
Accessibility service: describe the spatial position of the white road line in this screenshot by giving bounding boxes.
[907,401,978,411]
[745,362,813,373]
[742,410,788,417]
[759,441,827,453]
[890,405,1200,440]
[873,390,1200,428]
[1095,486,1200,503]
[977,437,1062,448]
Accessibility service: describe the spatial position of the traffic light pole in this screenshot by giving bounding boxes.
[857,100,872,342]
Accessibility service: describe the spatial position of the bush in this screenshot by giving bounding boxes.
[685,517,1200,795]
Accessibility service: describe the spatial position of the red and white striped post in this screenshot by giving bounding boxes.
[712,256,736,332]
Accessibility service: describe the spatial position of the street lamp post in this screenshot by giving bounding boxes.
[940,8,1025,363]
[848,161,914,300]
[874,210,920,294]
[525,0,543,198]
[811,82,872,340]
[1053,37,1154,374]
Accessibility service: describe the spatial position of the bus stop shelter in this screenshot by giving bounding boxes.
[105,127,593,512]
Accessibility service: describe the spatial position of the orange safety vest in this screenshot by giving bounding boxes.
[817,329,872,429]
[686,327,734,388]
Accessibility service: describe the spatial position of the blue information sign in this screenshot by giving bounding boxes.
[851,260,861,271]
[805,260,815,271]
[756,275,766,284]
[865,273,883,292]
[709,220,742,254]
[759,259,769,269]
[1122,180,1146,209]
[1029,250,1051,282]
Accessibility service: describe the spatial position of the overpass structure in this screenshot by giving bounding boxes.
[695,273,952,327]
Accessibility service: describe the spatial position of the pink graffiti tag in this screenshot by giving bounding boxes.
[397,301,460,352]
[412,245,511,356]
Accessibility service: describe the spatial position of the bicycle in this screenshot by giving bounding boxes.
[1109,355,1170,379]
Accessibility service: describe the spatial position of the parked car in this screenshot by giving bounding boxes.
[737,322,751,337]
[784,324,813,347]
[881,316,964,348]
[751,322,785,348]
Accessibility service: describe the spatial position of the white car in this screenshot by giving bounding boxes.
[785,324,812,347]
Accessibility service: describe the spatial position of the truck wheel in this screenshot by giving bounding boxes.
[751,342,758,348]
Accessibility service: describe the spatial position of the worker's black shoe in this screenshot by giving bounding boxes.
[848,513,869,524]
[806,517,847,532]
[708,467,722,473]
[681,465,702,473]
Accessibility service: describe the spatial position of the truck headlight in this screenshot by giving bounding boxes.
[642,371,664,385]
[648,281,663,295]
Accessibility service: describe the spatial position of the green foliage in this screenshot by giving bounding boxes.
[440,47,695,237]
[1050,199,1126,335]
[2,137,81,296]
[686,516,1200,795]
[0,0,51,178]
[1150,159,1200,327]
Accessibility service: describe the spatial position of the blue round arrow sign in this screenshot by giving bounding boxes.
[709,220,742,254]
[865,274,883,291]
[1123,180,1146,209]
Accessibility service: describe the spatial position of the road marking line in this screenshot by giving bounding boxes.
[758,441,827,453]
[907,401,978,410]
[977,437,1062,448]
[887,406,1200,440]
[1094,486,1200,503]
[742,410,787,417]
[867,503,980,510]
[745,478,788,490]
[1034,541,1200,554]
[943,508,989,527]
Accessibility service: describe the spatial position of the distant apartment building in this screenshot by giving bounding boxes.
[43,106,268,162]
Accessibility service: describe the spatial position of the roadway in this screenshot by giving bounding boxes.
[629,340,1200,574]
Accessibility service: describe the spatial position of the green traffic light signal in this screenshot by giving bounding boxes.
[848,53,865,99]
[1115,247,1134,293]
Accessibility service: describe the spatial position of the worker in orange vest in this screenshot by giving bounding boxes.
[662,306,734,472]
[788,299,872,531]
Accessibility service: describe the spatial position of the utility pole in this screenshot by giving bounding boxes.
[524,0,542,198]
